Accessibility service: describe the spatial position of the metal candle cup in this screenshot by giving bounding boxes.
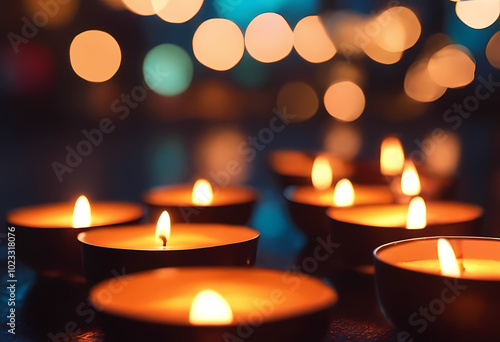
[143,184,258,224]
[78,224,259,286]
[327,202,482,270]
[90,267,338,342]
[6,201,143,279]
[374,237,500,341]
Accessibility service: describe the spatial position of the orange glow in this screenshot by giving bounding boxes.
[73,195,91,228]
[192,179,213,206]
[276,82,318,123]
[427,45,475,88]
[192,18,244,71]
[189,289,233,325]
[324,81,365,122]
[380,136,405,176]
[311,156,333,190]
[333,179,355,207]
[438,238,461,277]
[121,0,156,15]
[363,39,402,65]
[404,59,447,102]
[455,0,500,30]
[154,0,204,24]
[401,160,421,196]
[425,131,461,176]
[70,30,121,83]
[293,15,336,63]
[324,123,362,161]
[486,32,500,69]
[100,0,125,10]
[374,7,421,52]
[23,0,79,28]
[156,211,171,247]
[245,12,294,63]
[324,11,365,56]
[406,197,426,229]
[328,61,365,87]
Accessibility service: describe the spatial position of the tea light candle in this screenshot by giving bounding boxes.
[327,199,483,270]
[374,237,500,341]
[90,267,338,342]
[6,196,143,279]
[78,212,260,285]
[143,179,258,224]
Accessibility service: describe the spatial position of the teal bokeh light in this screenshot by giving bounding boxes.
[143,44,193,96]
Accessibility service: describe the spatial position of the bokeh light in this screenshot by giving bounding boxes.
[363,39,402,65]
[427,44,475,88]
[143,44,193,96]
[324,123,362,161]
[23,0,79,28]
[455,0,500,30]
[70,30,121,83]
[405,59,447,102]
[121,0,157,15]
[329,61,365,87]
[193,18,244,71]
[424,130,461,176]
[486,31,500,69]
[374,7,421,52]
[100,0,126,10]
[293,15,336,63]
[191,79,241,120]
[245,12,294,63]
[154,0,204,24]
[324,81,365,122]
[276,82,319,123]
[322,10,366,56]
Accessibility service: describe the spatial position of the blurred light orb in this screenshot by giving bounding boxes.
[486,31,500,69]
[427,44,475,88]
[100,0,126,10]
[329,61,365,86]
[143,44,193,96]
[324,81,365,122]
[324,123,362,161]
[23,0,79,28]
[405,59,447,102]
[153,0,204,23]
[363,39,402,65]
[121,0,157,15]
[322,10,366,55]
[293,15,336,63]
[424,130,461,176]
[375,7,421,52]
[70,30,121,83]
[245,12,294,63]
[193,19,244,71]
[455,0,500,29]
[276,82,319,123]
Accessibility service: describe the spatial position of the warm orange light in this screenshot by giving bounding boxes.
[156,211,171,247]
[486,31,500,69]
[189,289,233,325]
[324,81,365,122]
[427,45,475,88]
[73,195,91,228]
[245,12,294,63]
[363,39,402,65]
[192,179,213,205]
[455,0,500,30]
[192,18,244,71]
[333,179,355,207]
[69,30,121,83]
[23,0,79,28]
[293,15,336,63]
[154,0,204,24]
[380,136,405,176]
[311,156,333,190]
[404,59,447,103]
[406,197,426,229]
[276,82,319,123]
[374,7,421,53]
[401,160,421,196]
[121,0,156,16]
[437,238,461,277]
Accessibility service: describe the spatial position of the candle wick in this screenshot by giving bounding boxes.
[159,235,167,247]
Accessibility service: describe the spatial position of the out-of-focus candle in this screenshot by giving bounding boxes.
[6,197,143,279]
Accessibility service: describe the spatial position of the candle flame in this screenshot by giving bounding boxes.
[192,179,213,206]
[189,289,233,325]
[406,196,426,229]
[311,156,333,190]
[401,160,421,196]
[156,211,171,247]
[437,238,461,277]
[380,136,405,176]
[73,195,91,228]
[333,179,355,207]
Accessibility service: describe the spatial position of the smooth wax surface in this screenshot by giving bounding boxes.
[7,202,143,228]
[90,267,338,325]
[78,224,259,250]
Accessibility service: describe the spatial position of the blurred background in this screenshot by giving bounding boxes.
[2,0,500,263]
